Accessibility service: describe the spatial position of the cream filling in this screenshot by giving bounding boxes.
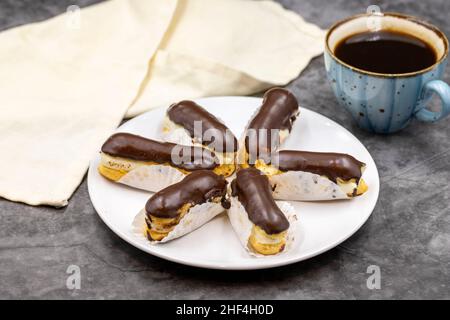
[336,164,366,194]
[336,178,358,195]
[252,227,284,245]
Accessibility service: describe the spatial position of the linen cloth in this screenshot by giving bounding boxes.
[0,0,325,206]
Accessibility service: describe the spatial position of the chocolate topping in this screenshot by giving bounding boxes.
[245,88,299,155]
[231,167,289,235]
[167,100,238,152]
[276,150,365,183]
[101,133,219,171]
[145,170,228,218]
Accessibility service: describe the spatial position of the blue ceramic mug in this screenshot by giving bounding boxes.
[325,13,450,133]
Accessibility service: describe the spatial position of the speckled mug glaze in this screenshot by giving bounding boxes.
[325,13,450,133]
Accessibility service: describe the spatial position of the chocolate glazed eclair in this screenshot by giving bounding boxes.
[255,150,368,200]
[240,87,300,167]
[144,170,229,242]
[228,167,297,256]
[162,100,238,177]
[98,133,224,192]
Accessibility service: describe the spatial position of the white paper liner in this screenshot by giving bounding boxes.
[269,171,351,201]
[132,201,225,243]
[227,197,299,257]
[118,164,186,193]
[161,116,194,146]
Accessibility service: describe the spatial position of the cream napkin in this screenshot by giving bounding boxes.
[0,0,325,207]
[128,0,325,117]
[0,0,177,206]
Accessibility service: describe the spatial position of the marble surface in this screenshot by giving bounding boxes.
[0,0,449,300]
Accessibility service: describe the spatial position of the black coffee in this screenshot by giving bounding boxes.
[334,30,437,74]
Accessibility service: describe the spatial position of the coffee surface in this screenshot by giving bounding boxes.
[334,30,436,74]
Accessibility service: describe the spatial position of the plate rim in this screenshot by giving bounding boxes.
[88,96,380,270]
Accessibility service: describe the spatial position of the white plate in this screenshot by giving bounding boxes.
[88,96,379,270]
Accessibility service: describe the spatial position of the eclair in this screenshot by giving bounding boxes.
[255,150,368,200]
[162,100,238,176]
[144,170,229,242]
[240,87,300,166]
[99,132,228,192]
[228,167,297,256]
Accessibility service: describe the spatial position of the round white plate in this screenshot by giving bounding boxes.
[88,96,379,270]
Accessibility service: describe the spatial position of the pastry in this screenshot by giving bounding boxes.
[144,170,229,242]
[162,100,237,176]
[99,132,228,192]
[228,167,298,256]
[256,150,368,200]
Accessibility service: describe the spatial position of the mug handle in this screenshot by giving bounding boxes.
[415,80,450,122]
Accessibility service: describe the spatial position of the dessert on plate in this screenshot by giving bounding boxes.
[96,87,370,259]
[99,132,228,192]
[255,150,368,200]
[142,170,229,242]
[239,87,300,167]
[162,100,238,176]
[228,167,298,256]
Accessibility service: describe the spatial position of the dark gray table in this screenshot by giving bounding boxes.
[1,0,449,299]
